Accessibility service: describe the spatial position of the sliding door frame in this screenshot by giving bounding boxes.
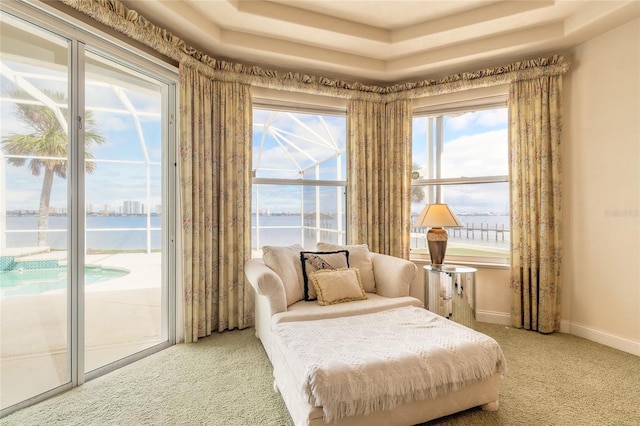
[69,37,86,387]
[0,0,178,416]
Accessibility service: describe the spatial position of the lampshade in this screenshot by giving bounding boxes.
[414,204,462,266]
[414,204,463,228]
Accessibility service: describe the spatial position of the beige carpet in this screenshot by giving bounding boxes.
[2,303,639,425]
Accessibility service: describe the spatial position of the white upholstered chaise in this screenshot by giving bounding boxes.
[244,244,505,426]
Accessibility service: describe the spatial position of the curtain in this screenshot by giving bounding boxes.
[347,99,412,258]
[509,75,563,333]
[384,99,413,259]
[179,64,253,342]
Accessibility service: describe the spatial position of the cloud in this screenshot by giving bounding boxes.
[411,109,509,216]
[443,129,508,176]
[447,109,507,132]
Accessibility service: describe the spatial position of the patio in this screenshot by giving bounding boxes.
[0,251,163,409]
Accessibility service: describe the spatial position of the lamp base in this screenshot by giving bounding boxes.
[427,227,448,266]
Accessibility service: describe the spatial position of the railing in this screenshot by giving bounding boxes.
[251,224,345,251]
[412,223,509,241]
[2,224,160,254]
[411,223,511,253]
[451,223,509,241]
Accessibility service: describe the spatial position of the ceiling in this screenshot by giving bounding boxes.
[119,0,640,84]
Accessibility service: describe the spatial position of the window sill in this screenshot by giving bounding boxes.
[409,255,510,270]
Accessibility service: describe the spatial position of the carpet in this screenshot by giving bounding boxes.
[2,303,639,425]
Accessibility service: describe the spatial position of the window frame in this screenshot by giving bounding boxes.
[0,0,177,415]
[251,100,348,254]
[411,97,510,265]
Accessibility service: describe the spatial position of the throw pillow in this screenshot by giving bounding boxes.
[262,244,305,306]
[317,242,376,293]
[309,268,367,306]
[300,250,350,300]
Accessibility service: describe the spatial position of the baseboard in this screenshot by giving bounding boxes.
[476,310,511,326]
[561,320,640,356]
[479,313,640,356]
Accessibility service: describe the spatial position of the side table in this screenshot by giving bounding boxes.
[423,265,477,319]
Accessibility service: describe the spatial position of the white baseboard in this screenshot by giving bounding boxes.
[478,312,639,356]
[476,310,511,326]
[561,320,640,356]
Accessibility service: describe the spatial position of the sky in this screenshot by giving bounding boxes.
[412,109,509,216]
[1,57,164,214]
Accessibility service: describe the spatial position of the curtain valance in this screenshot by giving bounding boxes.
[60,0,569,100]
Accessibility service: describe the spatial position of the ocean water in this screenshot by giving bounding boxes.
[252,214,346,250]
[252,213,510,249]
[3,213,509,251]
[4,216,162,251]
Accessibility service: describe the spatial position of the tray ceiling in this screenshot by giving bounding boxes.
[119,0,640,83]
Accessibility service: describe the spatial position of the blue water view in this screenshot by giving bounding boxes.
[4,215,162,250]
[4,213,510,251]
[251,213,509,250]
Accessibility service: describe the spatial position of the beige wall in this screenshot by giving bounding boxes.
[562,18,640,354]
[411,19,640,355]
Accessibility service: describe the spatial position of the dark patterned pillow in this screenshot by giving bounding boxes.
[300,250,350,301]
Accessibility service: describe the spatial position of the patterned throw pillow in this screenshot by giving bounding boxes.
[309,268,367,306]
[316,243,376,293]
[300,250,349,300]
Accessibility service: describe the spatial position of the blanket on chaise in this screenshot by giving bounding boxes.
[273,306,507,422]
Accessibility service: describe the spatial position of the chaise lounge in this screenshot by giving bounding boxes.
[245,243,507,425]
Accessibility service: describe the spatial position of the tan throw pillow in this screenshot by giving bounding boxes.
[317,243,376,293]
[300,250,349,301]
[309,268,367,306]
[262,244,305,306]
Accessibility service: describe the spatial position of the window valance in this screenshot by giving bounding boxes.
[60,0,569,101]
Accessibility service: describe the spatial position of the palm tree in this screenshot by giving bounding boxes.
[2,90,105,247]
[411,162,425,205]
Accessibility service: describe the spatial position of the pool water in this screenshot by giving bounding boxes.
[0,266,129,297]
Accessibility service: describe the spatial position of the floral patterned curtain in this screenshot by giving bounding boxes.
[509,75,563,333]
[383,99,413,259]
[179,64,253,342]
[347,99,412,258]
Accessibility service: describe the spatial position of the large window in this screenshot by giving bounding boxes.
[252,107,346,256]
[411,104,509,263]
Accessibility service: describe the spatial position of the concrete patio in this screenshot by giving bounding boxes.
[0,251,164,409]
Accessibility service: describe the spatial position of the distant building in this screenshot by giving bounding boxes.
[123,200,143,215]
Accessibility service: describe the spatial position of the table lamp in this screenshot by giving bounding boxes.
[414,203,463,266]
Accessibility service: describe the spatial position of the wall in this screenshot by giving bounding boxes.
[412,19,640,356]
[563,18,640,355]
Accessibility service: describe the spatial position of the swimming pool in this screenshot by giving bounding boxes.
[0,266,130,297]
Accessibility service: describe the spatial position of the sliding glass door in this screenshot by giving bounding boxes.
[0,12,72,409]
[0,4,176,414]
[83,52,169,373]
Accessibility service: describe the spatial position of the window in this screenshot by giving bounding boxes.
[252,107,346,256]
[411,104,509,263]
